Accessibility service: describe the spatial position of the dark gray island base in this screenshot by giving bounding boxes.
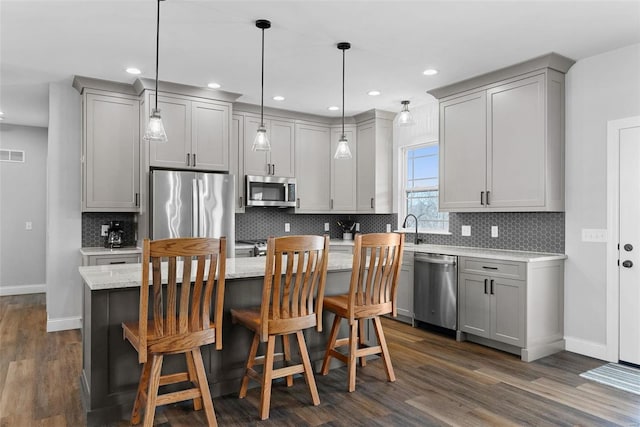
[80,259,360,426]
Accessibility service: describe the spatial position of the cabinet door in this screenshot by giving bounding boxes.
[331,126,357,212]
[356,121,375,212]
[191,100,230,171]
[243,116,270,176]
[295,123,331,212]
[84,93,140,211]
[487,75,545,208]
[396,253,414,323]
[458,273,491,338]
[439,91,487,210]
[149,95,191,169]
[269,119,295,178]
[490,277,526,346]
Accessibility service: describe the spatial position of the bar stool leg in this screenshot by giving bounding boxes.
[321,315,341,375]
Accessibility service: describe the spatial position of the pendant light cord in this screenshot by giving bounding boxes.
[260,26,265,126]
[341,47,345,136]
[154,0,160,111]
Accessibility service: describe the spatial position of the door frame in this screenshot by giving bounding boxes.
[605,115,640,362]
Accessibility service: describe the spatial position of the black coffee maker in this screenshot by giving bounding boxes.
[105,221,124,248]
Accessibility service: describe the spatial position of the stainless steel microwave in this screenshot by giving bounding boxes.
[245,175,296,207]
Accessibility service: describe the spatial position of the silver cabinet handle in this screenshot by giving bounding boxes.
[135,192,139,207]
[486,190,490,205]
[330,199,334,209]
[272,164,275,175]
[193,153,196,167]
[480,191,485,205]
[239,196,243,208]
[490,279,495,295]
[484,278,488,294]
[370,198,374,209]
[482,266,498,270]
[186,153,191,166]
[296,198,300,208]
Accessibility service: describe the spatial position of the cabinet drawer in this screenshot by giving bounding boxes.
[459,257,525,280]
[92,255,140,266]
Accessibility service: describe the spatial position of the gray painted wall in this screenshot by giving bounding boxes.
[0,124,48,294]
[46,80,83,332]
[564,43,640,358]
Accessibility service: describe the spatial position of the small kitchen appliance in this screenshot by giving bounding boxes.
[105,221,124,248]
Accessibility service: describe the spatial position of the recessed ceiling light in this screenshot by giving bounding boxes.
[126,67,141,75]
[328,106,340,111]
[0,111,4,115]
[207,82,221,89]
[273,95,285,101]
[423,68,439,76]
[367,90,381,96]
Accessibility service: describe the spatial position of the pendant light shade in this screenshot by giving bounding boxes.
[334,42,352,160]
[252,19,271,152]
[143,0,168,143]
[397,100,415,126]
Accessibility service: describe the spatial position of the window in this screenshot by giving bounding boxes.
[402,143,448,232]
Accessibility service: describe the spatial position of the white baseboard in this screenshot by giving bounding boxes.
[0,284,46,296]
[47,316,82,332]
[564,336,609,361]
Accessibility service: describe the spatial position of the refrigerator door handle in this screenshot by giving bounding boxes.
[198,179,205,237]
[192,178,199,237]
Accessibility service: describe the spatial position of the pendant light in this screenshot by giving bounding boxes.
[252,19,271,151]
[334,42,352,159]
[397,100,415,126]
[143,0,168,143]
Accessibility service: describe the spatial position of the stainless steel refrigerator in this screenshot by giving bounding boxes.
[150,169,235,256]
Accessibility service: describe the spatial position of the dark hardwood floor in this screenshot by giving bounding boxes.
[1,294,639,426]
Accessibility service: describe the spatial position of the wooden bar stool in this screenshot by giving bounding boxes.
[122,237,226,427]
[320,232,404,392]
[231,235,329,420]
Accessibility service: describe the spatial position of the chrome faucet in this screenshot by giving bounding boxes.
[402,213,422,244]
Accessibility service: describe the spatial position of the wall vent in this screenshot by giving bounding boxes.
[0,149,25,163]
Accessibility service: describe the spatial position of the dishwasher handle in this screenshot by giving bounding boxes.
[414,252,457,265]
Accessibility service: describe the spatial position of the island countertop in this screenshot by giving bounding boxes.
[79,252,355,291]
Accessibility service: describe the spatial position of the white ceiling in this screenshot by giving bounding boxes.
[1,0,640,128]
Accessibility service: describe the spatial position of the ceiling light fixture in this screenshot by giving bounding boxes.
[397,100,415,126]
[328,106,340,111]
[143,0,167,143]
[273,95,285,101]
[334,42,352,160]
[207,82,221,89]
[252,19,272,152]
[368,90,381,96]
[423,68,439,76]
[126,67,141,75]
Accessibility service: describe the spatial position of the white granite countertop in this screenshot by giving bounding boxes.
[330,239,565,263]
[79,252,354,291]
[80,247,142,256]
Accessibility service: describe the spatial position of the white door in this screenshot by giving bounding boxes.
[618,119,640,365]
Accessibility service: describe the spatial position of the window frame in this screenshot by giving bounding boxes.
[399,141,450,234]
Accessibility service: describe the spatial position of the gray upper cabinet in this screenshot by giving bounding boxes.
[147,94,230,172]
[82,90,140,212]
[295,122,331,212]
[431,53,574,212]
[243,114,295,178]
[330,125,357,212]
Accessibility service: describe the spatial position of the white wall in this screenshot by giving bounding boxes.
[564,43,640,359]
[46,80,82,332]
[0,124,48,295]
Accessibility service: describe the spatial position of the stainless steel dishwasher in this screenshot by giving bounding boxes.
[413,253,458,330]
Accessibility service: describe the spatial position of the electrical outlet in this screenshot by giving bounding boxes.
[101,224,109,236]
[582,228,607,242]
[355,223,360,232]
[25,221,33,230]
[284,223,290,232]
[386,224,391,233]
[324,222,330,232]
[461,225,471,236]
[491,226,499,238]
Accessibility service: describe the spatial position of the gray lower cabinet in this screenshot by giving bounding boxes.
[395,251,414,324]
[457,256,565,362]
[82,91,140,212]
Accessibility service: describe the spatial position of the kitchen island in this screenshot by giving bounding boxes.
[78,253,356,426]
